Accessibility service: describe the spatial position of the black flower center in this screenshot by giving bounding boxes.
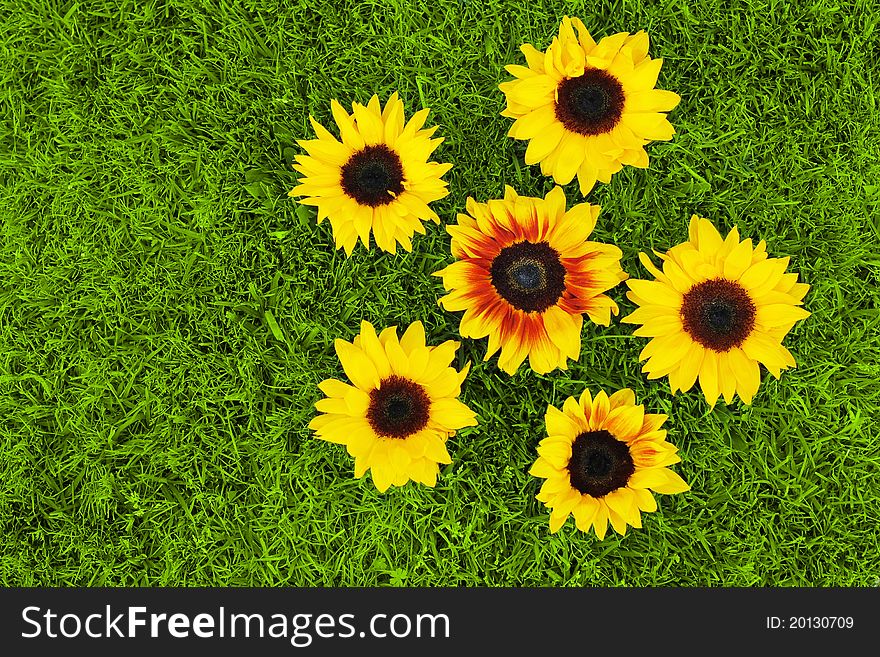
[340,144,405,207]
[680,278,757,352]
[555,69,625,136]
[366,375,430,438]
[490,241,566,313]
[567,430,635,497]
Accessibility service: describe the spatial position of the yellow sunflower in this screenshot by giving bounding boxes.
[529,388,689,538]
[499,16,680,195]
[435,186,627,375]
[623,215,811,406]
[289,93,452,255]
[309,320,477,492]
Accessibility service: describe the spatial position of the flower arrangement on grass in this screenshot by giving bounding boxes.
[296,15,812,545]
[289,93,452,255]
[435,186,627,375]
[529,388,689,538]
[309,320,477,492]
[622,215,810,406]
[499,16,680,194]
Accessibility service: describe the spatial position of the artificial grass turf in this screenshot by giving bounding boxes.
[1,0,879,587]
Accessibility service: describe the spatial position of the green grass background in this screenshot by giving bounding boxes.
[1,0,878,586]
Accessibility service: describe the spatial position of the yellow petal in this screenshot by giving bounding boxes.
[542,305,582,360]
[589,390,611,430]
[633,487,657,512]
[402,432,429,459]
[605,488,638,522]
[739,257,789,295]
[400,320,427,355]
[370,463,394,493]
[389,442,412,474]
[676,341,705,393]
[620,111,666,136]
[405,346,430,382]
[572,497,599,532]
[537,440,573,467]
[352,206,373,246]
[330,99,365,150]
[551,131,586,185]
[627,279,682,308]
[662,258,696,293]
[592,503,609,540]
[723,239,754,280]
[410,458,438,487]
[627,468,669,490]
[358,320,392,379]
[541,475,573,496]
[551,488,583,520]
[334,339,380,391]
[504,63,538,80]
[693,216,724,256]
[741,332,797,371]
[430,398,478,431]
[314,397,352,415]
[383,337,411,377]
[548,509,568,533]
[506,74,557,107]
[529,456,562,479]
[352,102,384,145]
[605,405,645,441]
[401,107,431,139]
[625,57,662,91]
[624,89,681,113]
[543,185,568,222]
[632,315,683,338]
[576,159,599,194]
[623,30,649,63]
[637,251,668,283]
[317,378,357,399]
[510,104,558,139]
[608,388,635,410]
[755,304,811,327]
[524,121,565,165]
[423,340,460,378]
[649,469,690,494]
[520,43,546,71]
[641,333,692,373]
[728,347,761,404]
[698,349,720,406]
[423,436,452,464]
[545,403,582,437]
[622,304,678,324]
[718,352,737,404]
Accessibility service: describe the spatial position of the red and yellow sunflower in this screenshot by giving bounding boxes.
[435,186,627,374]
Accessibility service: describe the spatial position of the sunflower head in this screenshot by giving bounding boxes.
[309,320,477,492]
[529,388,689,539]
[623,215,811,406]
[435,186,627,375]
[289,93,452,255]
[499,16,680,194]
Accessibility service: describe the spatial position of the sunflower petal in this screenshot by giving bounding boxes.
[334,339,381,391]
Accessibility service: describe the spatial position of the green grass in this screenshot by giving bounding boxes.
[1,0,878,587]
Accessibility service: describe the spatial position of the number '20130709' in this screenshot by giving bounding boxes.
[766,616,854,629]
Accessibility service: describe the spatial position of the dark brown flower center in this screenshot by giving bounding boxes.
[555,69,625,136]
[366,375,430,438]
[680,278,757,352]
[567,430,635,497]
[340,144,405,207]
[490,241,566,313]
